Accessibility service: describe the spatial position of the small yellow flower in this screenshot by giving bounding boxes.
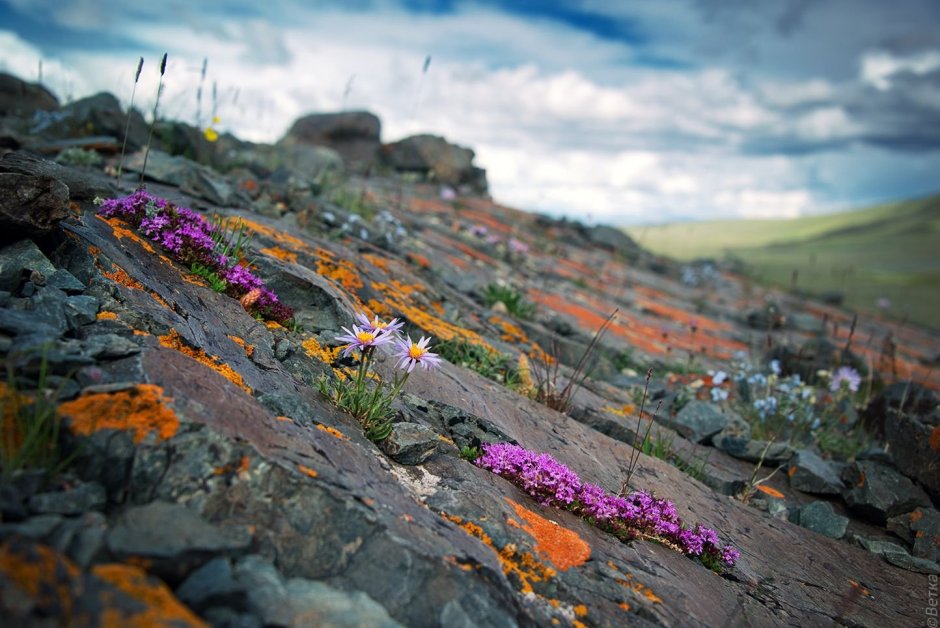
[204,126,219,142]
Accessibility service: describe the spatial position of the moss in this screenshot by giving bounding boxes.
[159,330,251,394]
[59,384,180,444]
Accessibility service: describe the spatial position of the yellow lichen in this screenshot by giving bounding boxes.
[96,311,118,320]
[316,424,349,440]
[227,335,255,359]
[92,563,207,627]
[260,246,299,264]
[59,385,179,444]
[159,330,251,394]
[297,464,318,478]
[302,337,343,364]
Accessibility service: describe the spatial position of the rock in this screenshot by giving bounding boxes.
[585,225,641,261]
[788,313,825,334]
[123,149,239,206]
[0,173,69,240]
[660,400,730,444]
[108,500,253,559]
[46,268,86,294]
[853,535,910,557]
[0,72,58,116]
[379,422,440,465]
[0,514,64,540]
[231,143,343,180]
[787,450,845,495]
[864,382,940,502]
[176,557,246,612]
[712,435,795,465]
[152,119,215,164]
[886,508,940,562]
[83,333,142,359]
[56,511,107,568]
[381,134,487,194]
[28,481,106,515]
[0,151,115,200]
[64,294,99,328]
[0,240,57,292]
[49,92,148,151]
[795,501,849,539]
[883,551,940,575]
[842,460,931,524]
[234,555,403,628]
[745,301,785,330]
[282,111,381,172]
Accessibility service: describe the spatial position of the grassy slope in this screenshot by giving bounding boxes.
[626,195,940,329]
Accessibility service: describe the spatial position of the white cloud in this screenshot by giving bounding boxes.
[860,49,940,90]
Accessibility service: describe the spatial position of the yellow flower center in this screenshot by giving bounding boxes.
[374,321,388,329]
[408,345,426,359]
[356,331,376,343]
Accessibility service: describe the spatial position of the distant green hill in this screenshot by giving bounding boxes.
[626,194,940,330]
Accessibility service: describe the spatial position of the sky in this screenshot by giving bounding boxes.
[1,0,939,225]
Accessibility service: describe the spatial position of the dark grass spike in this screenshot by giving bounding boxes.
[116,56,143,180]
[139,52,168,187]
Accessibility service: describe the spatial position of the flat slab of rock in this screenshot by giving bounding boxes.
[379,422,440,465]
[887,507,940,562]
[842,460,931,524]
[796,501,849,539]
[661,400,729,444]
[712,434,794,464]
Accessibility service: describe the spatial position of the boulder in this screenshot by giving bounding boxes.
[281,111,381,172]
[787,450,845,495]
[0,72,59,116]
[45,92,148,151]
[795,501,849,539]
[585,225,641,260]
[863,382,940,502]
[379,422,441,465]
[0,173,69,240]
[842,460,931,524]
[886,508,940,562]
[381,134,487,194]
[660,400,730,444]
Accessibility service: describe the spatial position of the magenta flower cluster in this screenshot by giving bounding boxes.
[475,443,740,569]
[98,189,293,323]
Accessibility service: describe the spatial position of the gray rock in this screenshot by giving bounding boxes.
[787,313,825,334]
[46,268,86,294]
[883,551,940,574]
[853,535,910,557]
[0,173,70,240]
[662,400,730,444]
[234,555,402,627]
[282,111,381,172]
[28,482,106,515]
[842,460,931,524]
[787,450,845,495]
[63,511,107,568]
[0,72,59,116]
[379,422,440,465]
[586,225,641,260]
[64,294,100,328]
[108,501,252,558]
[887,508,940,562]
[52,92,148,151]
[382,134,487,193]
[712,435,795,464]
[796,501,849,539]
[0,514,63,541]
[176,557,246,612]
[123,150,238,206]
[0,240,57,292]
[83,333,141,359]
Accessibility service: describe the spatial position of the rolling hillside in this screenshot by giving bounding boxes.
[627,194,940,329]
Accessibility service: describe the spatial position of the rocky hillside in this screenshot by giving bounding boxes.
[1,71,939,627]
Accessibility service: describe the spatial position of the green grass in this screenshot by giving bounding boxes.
[626,194,940,329]
[482,284,535,320]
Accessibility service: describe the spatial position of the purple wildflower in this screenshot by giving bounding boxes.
[830,366,861,393]
[508,237,529,254]
[336,325,396,358]
[394,336,442,373]
[355,312,405,337]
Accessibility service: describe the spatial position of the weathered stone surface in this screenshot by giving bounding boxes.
[123,150,241,206]
[0,239,57,292]
[787,449,845,495]
[282,111,381,172]
[382,134,487,193]
[0,173,69,240]
[176,557,246,612]
[661,400,729,444]
[865,382,940,502]
[0,151,116,200]
[28,482,106,515]
[379,422,441,465]
[712,434,795,464]
[883,551,940,574]
[887,507,940,562]
[0,72,58,116]
[796,501,849,539]
[47,92,148,151]
[842,460,932,524]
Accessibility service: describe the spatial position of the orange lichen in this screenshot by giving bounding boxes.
[444,512,556,595]
[148,290,172,309]
[260,246,299,264]
[233,216,310,253]
[407,252,431,269]
[302,336,343,365]
[0,540,80,620]
[489,316,528,344]
[96,311,118,320]
[297,464,318,478]
[787,466,798,478]
[227,335,255,359]
[619,602,632,611]
[506,498,591,570]
[97,215,155,253]
[607,560,662,605]
[102,265,145,290]
[275,415,293,422]
[367,299,394,319]
[316,424,349,440]
[159,330,251,394]
[573,604,588,617]
[931,426,940,452]
[316,255,364,292]
[438,434,455,445]
[911,510,925,523]
[92,563,207,627]
[362,253,392,272]
[755,484,785,499]
[133,329,150,336]
[59,384,179,444]
[214,455,251,477]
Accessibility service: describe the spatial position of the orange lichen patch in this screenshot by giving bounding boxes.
[97,215,155,253]
[910,510,925,523]
[59,384,179,445]
[407,252,432,269]
[787,466,798,478]
[856,471,866,488]
[619,602,632,611]
[430,300,446,316]
[92,563,207,627]
[931,426,940,452]
[437,434,455,445]
[133,329,150,336]
[233,216,310,253]
[755,484,785,499]
[275,415,293,422]
[607,561,663,604]
[227,335,255,359]
[148,290,172,309]
[158,330,251,394]
[260,246,298,264]
[316,256,364,292]
[297,464,318,478]
[265,320,284,330]
[362,253,392,272]
[302,336,343,365]
[444,513,556,595]
[102,265,145,290]
[573,604,588,617]
[96,311,118,320]
[367,299,394,319]
[505,498,591,570]
[444,555,477,572]
[0,540,80,619]
[316,423,349,440]
[445,253,470,270]
[214,455,251,476]
[489,316,528,344]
